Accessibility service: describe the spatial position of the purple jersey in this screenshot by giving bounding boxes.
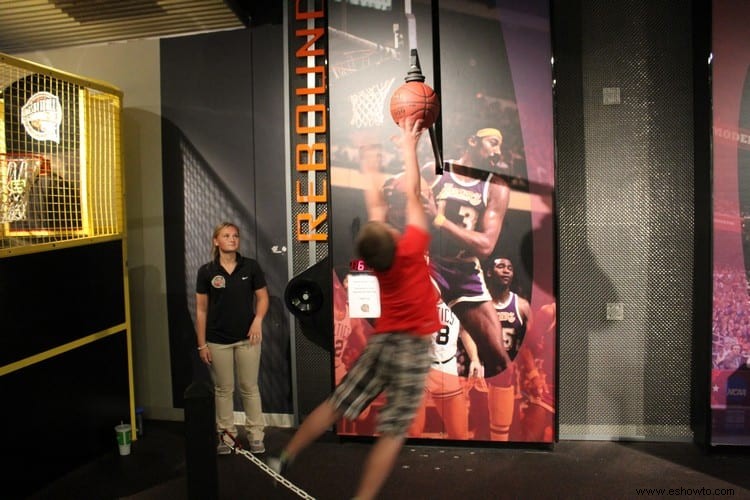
[492,292,526,360]
[429,164,494,306]
[431,163,493,259]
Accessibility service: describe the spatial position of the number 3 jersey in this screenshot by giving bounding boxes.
[430,164,494,260]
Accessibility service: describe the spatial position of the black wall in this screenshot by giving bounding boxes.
[1,241,130,496]
[160,26,292,413]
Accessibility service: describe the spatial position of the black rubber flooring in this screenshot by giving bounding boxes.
[27,420,750,500]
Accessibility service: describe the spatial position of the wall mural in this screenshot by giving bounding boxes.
[711,0,750,447]
[328,0,556,443]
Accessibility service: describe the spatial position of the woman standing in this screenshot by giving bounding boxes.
[195,222,269,454]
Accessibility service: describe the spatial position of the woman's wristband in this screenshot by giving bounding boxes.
[197,344,208,351]
[433,214,446,228]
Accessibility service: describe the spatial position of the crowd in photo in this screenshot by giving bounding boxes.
[713,263,750,369]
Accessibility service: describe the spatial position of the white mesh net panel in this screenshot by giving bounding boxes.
[0,154,40,223]
[349,77,395,129]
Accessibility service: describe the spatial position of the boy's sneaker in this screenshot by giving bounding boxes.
[250,439,265,454]
[267,455,289,477]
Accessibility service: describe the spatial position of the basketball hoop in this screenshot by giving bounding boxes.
[0,153,43,223]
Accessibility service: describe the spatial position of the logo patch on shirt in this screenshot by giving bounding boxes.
[211,275,226,288]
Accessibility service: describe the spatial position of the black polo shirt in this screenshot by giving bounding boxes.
[196,253,267,344]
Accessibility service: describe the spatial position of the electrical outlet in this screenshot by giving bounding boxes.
[606,302,624,320]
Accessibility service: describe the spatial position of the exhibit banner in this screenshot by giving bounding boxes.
[328,0,556,443]
[711,0,750,447]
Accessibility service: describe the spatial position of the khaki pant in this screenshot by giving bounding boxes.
[208,339,265,442]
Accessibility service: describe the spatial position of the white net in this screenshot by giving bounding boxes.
[0,154,40,223]
[349,77,395,129]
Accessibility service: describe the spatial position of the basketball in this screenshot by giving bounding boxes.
[389,81,440,129]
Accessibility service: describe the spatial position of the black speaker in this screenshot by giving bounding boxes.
[285,278,324,316]
[284,256,333,352]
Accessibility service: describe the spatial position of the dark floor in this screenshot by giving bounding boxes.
[28,420,750,500]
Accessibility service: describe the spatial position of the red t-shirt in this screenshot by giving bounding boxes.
[373,225,441,336]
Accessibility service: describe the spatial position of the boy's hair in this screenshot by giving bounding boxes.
[355,221,396,271]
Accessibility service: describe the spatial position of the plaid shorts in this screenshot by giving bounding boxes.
[329,332,433,436]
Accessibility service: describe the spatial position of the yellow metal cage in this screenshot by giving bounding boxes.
[0,52,124,257]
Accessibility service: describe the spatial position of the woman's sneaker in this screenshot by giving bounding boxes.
[217,432,234,455]
[217,440,232,455]
[250,439,265,454]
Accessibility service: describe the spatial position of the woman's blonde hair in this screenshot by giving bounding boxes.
[211,222,239,260]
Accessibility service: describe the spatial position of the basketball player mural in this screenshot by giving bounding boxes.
[367,81,517,440]
[332,268,370,385]
[376,128,520,441]
[483,256,532,441]
[514,301,555,442]
[332,268,375,435]
[421,126,514,379]
[328,0,554,443]
[387,51,514,383]
[408,287,483,439]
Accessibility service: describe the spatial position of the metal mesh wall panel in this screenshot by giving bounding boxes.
[555,0,695,440]
[181,139,253,328]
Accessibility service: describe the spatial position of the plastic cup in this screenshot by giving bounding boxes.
[115,423,132,456]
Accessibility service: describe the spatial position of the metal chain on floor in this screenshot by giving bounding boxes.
[235,448,315,499]
[222,433,315,500]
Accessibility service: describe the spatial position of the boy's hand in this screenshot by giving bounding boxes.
[398,117,425,146]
